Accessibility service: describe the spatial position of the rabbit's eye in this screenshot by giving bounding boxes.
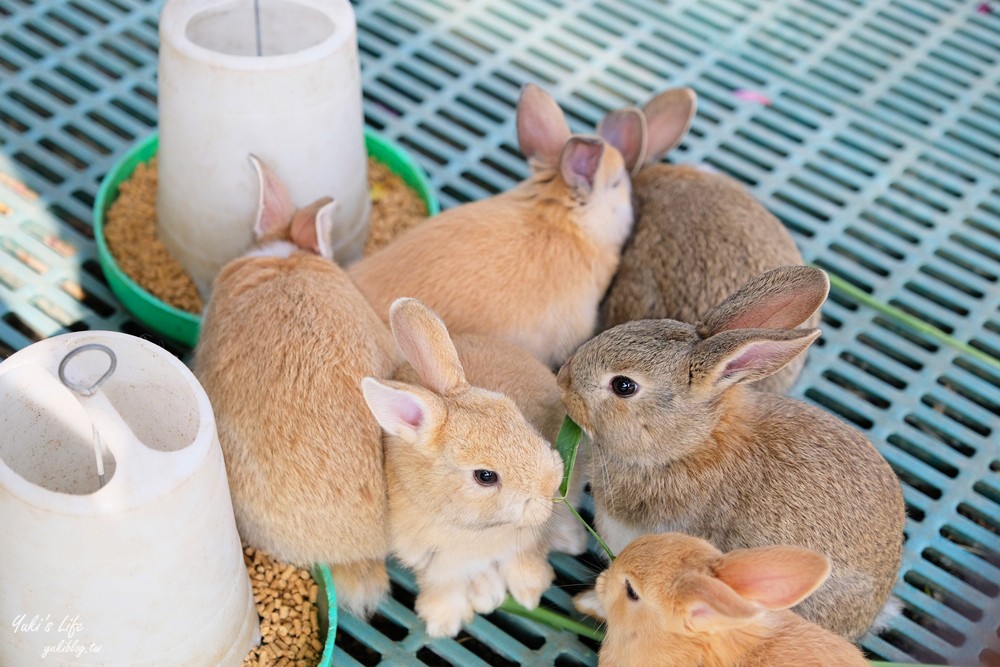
[625,579,639,601]
[610,375,638,397]
[474,469,500,486]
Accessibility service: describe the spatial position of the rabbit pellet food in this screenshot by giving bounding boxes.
[105,158,428,315]
[104,159,204,314]
[241,547,325,667]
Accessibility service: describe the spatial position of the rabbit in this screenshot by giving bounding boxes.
[194,155,397,619]
[557,265,905,641]
[594,88,816,393]
[360,298,565,637]
[348,83,639,367]
[403,331,589,556]
[587,532,869,667]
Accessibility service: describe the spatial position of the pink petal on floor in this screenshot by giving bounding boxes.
[732,89,773,105]
[978,2,991,13]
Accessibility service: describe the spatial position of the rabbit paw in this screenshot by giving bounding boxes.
[469,566,506,614]
[417,587,473,638]
[501,553,554,610]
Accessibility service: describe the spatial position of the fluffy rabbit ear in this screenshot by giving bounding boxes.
[715,545,831,611]
[517,83,571,171]
[389,298,468,395]
[698,266,830,337]
[559,136,606,197]
[360,377,439,445]
[249,154,296,240]
[597,108,647,176]
[681,573,762,632]
[692,328,821,391]
[288,197,335,258]
[641,87,697,164]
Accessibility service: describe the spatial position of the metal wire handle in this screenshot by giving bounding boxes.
[58,343,117,489]
[58,343,117,397]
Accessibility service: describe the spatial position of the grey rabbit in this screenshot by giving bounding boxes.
[559,266,905,641]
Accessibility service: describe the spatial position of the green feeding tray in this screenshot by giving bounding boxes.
[93,130,440,349]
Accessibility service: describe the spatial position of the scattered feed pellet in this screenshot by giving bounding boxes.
[241,546,325,667]
[105,157,428,313]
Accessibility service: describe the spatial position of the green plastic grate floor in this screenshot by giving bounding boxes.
[0,0,998,665]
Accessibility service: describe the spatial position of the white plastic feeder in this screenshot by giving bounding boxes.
[0,332,259,666]
[156,0,370,297]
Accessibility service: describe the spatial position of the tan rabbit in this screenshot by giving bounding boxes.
[401,331,589,556]
[588,532,869,667]
[348,84,637,367]
[558,266,905,640]
[194,156,396,618]
[596,88,815,393]
[360,298,565,637]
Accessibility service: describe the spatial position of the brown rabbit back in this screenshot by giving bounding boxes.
[196,255,396,566]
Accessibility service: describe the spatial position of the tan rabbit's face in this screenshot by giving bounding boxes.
[440,388,563,530]
[558,320,720,464]
[601,533,722,638]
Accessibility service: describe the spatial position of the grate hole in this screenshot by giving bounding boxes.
[898,600,966,647]
[368,611,408,641]
[919,264,988,298]
[906,503,926,523]
[844,227,905,260]
[0,337,15,360]
[555,656,590,667]
[975,481,1000,509]
[484,610,545,650]
[886,299,954,335]
[334,626,381,666]
[923,547,1000,598]
[969,335,1000,365]
[840,351,906,389]
[903,570,982,622]
[39,138,88,170]
[886,434,959,479]
[416,647,453,666]
[110,97,155,126]
[958,503,1000,538]
[937,375,1000,417]
[954,358,1000,390]
[60,280,114,318]
[921,395,990,437]
[982,648,1000,666]
[803,387,874,429]
[829,243,891,277]
[48,203,93,239]
[815,260,871,293]
[903,413,976,458]
[118,320,189,357]
[2,312,43,342]
[12,151,63,184]
[890,462,942,500]
[857,332,923,370]
[903,281,970,317]
[452,630,518,666]
[821,370,890,409]
[942,525,1000,569]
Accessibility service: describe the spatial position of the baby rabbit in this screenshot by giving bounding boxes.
[558,266,905,640]
[194,156,396,618]
[409,331,589,556]
[596,88,815,393]
[349,84,637,367]
[589,532,869,667]
[361,298,565,637]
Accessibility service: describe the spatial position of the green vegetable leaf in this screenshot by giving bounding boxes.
[554,416,583,499]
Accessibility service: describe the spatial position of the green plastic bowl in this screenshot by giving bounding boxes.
[93,130,439,348]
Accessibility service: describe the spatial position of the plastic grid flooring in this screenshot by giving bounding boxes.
[0,0,998,665]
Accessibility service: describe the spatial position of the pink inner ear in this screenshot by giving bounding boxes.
[397,396,424,429]
[721,343,779,379]
[561,138,604,192]
[717,295,799,331]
